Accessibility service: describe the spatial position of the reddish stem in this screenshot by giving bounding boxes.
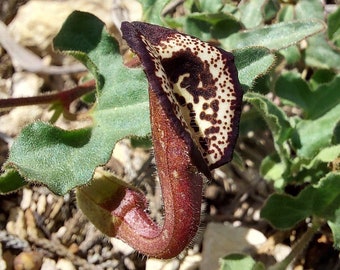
[0,80,95,110]
[108,89,205,258]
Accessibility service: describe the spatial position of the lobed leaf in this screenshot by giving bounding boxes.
[5,11,149,195]
[275,72,340,119]
[261,173,340,230]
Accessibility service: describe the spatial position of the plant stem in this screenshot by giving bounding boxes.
[268,218,322,270]
[0,80,95,109]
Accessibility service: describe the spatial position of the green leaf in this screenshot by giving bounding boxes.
[260,154,285,187]
[4,11,149,195]
[263,0,280,22]
[0,170,27,194]
[140,0,170,25]
[275,71,311,111]
[304,35,340,71]
[219,253,265,270]
[244,92,292,145]
[295,0,324,20]
[295,0,340,71]
[76,169,132,237]
[238,0,267,29]
[234,47,276,91]
[276,5,301,65]
[328,6,340,47]
[220,20,325,51]
[277,4,295,22]
[183,12,241,41]
[292,103,340,158]
[195,0,225,13]
[276,72,340,119]
[328,208,340,249]
[305,145,340,170]
[261,173,340,229]
[309,69,337,90]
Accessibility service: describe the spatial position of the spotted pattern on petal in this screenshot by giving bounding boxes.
[121,22,243,171]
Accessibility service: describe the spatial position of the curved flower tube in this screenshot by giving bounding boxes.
[78,22,242,259]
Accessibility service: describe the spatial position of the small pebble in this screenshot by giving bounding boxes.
[13,251,43,270]
[56,259,75,270]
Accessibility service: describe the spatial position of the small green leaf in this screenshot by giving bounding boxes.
[220,20,325,51]
[5,11,149,195]
[0,170,27,194]
[275,71,311,111]
[304,35,340,71]
[234,47,276,91]
[295,0,324,20]
[295,0,340,71]
[277,4,295,22]
[219,253,265,270]
[244,92,292,145]
[183,12,241,41]
[328,208,340,249]
[328,6,340,47]
[238,0,267,29]
[276,72,340,119]
[260,154,285,187]
[263,0,280,22]
[309,69,337,90]
[76,170,132,237]
[195,0,225,13]
[261,172,340,229]
[292,103,340,158]
[140,0,170,25]
[306,145,340,170]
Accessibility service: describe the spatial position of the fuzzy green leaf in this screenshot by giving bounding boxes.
[220,19,325,51]
[328,208,340,249]
[292,103,340,159]
[328,6,340,47]
[295,0,340,71]
[244,92,292,145]
[219,253,265,270]
[140,0,170,25]
[275,72,340,119]
[261,173,340,230]
[0,170,27,194]
[4,11,149,195]
[183,12,241,41]
[238,0,267,29]
[234,47,275,91]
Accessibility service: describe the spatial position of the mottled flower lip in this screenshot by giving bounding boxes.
[121,21,243,173]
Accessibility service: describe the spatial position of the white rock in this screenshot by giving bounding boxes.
[110,238,135,255]
[200,222,267,270]
[20,188,33,210]
[8,0,114,53]
[6,207,27,239]
[146,258,179,270]
[56,258,76,270]
[0,243,7,270]
[41,258,57,270]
